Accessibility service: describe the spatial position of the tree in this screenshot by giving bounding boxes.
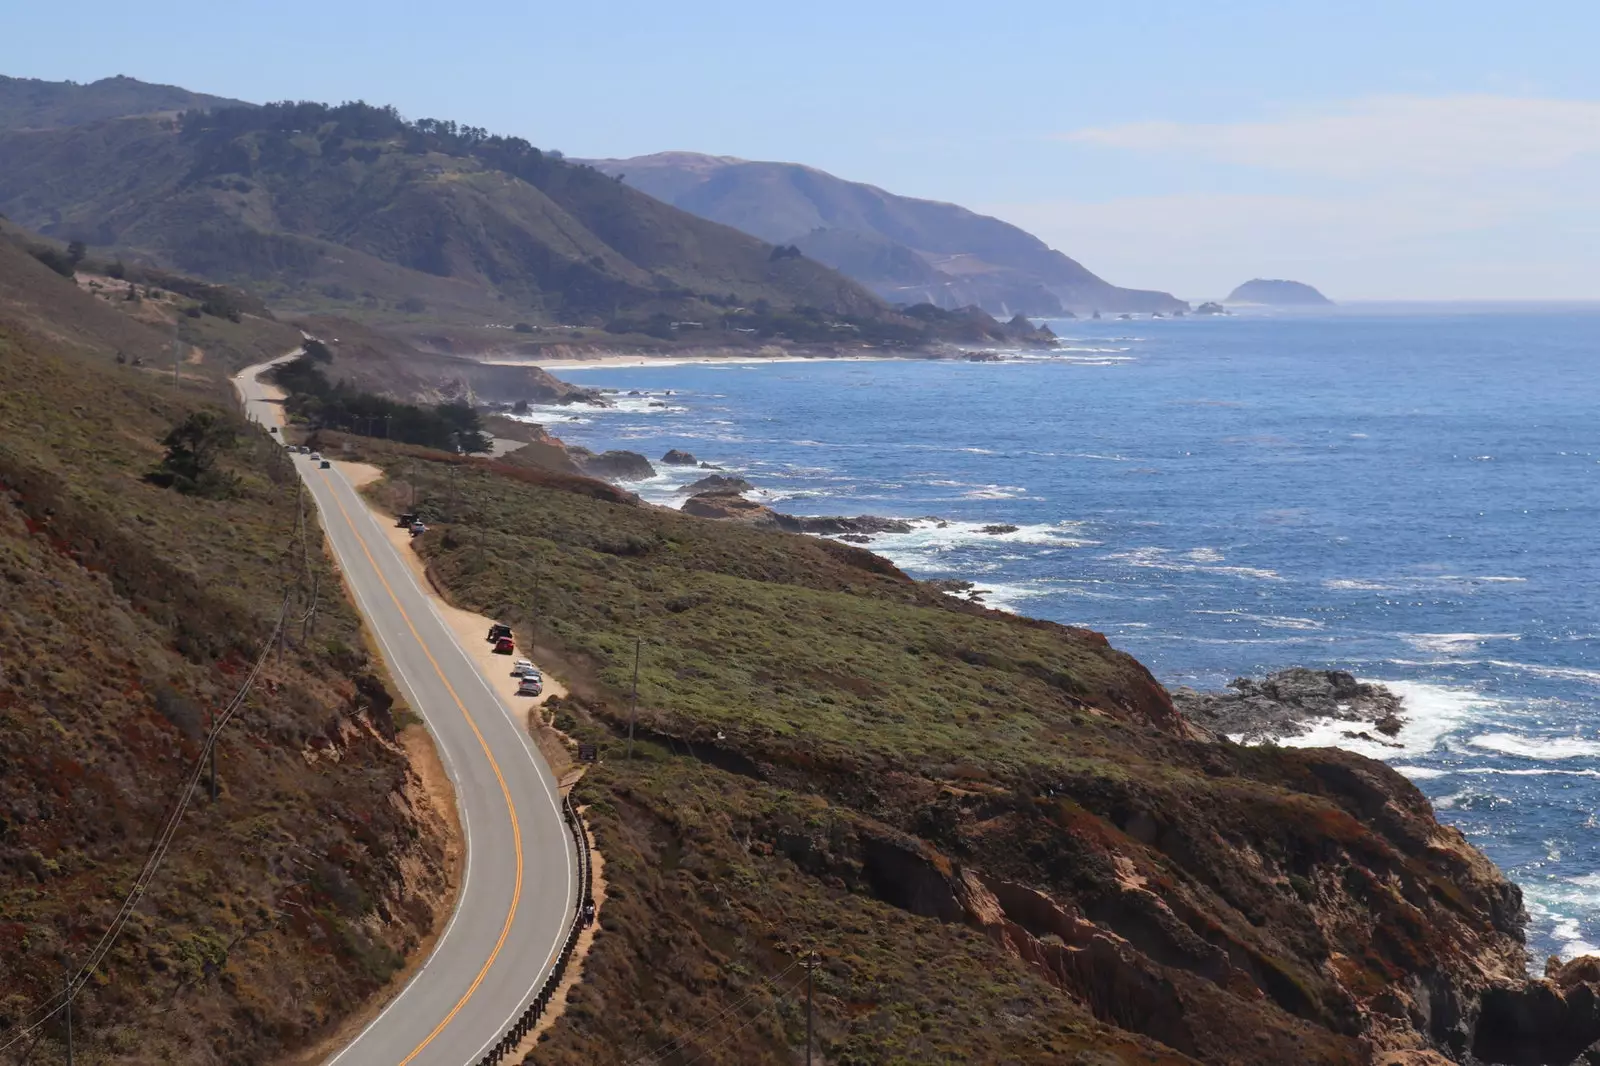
[66,240,87,267]
[148,411,241,498]
[303,338,334,363]
[30,247,75,278]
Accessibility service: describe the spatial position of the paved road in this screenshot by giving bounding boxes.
[234,356,574,1066]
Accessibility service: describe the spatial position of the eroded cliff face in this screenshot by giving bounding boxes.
[740,708,1529,1063]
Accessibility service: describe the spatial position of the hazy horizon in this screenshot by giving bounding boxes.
[6,0,1599,302]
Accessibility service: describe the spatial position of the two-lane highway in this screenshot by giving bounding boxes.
[235,357,574,1065]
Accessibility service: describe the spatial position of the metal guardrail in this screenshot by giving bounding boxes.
[475,793,595,1066]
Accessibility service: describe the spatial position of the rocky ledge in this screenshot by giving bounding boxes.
[570,447,656,480]
[679,489,916,536]
[1172,667,1405,745]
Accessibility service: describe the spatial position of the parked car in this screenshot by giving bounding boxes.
[516,675,543,696]
[487,623,513,643]
[396,512,418,529]
[511,659,536,677]
[409,522,427,537]
[493,635,515,655]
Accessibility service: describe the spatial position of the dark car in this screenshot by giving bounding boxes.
[487,623,513,643]
[319,459,331,469]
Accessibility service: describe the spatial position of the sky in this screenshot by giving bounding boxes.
[6,0,1600,300]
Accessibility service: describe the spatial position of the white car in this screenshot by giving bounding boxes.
[516,675,543,697]
[511,659,537,677]
[309,452,322,461]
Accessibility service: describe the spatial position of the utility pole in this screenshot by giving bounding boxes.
[208,708,219,803]
[805,951,816,1066]
[172,322,182,390]
[626,637,641,759]
[530,554,540,660]
[410,459,417,513]
[64,968,74,1066]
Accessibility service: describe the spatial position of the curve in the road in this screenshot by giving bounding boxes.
[319,483,527,1065]
[233,356,575,1066]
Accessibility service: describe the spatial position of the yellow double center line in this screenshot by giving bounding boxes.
[324,474,524,1065]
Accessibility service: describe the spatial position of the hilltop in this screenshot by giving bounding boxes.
[0,92,1009,349]
[586,151,1187,317]
[0,73,249,131]
[1227,278,1334,306]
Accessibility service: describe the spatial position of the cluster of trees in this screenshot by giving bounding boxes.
[147,411,242,498]
[269,355,492,454]
[30,239,86,278]
[178,101,572,190]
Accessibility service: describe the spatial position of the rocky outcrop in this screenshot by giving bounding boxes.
[679,474,754,494]
[1474,957,1600,1064]
[1172,668,1405,743]
[772,513,914,535]
[660,449,698,465]
[680,490,779,525]
[572,448,656,481]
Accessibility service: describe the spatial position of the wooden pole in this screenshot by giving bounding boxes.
[626,638,641,759]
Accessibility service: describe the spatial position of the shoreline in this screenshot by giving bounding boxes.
[485,351,933,372]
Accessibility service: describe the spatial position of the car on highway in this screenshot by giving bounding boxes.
[309,452,322,461]
[493,635,515,655]
[320,460,332,469]
[516,675,543,696]
[511,659,537,677]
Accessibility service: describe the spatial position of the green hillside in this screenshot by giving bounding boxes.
[0,73,248,131]
[321,432,1531,1065]
[587,151,1187,316]
[0,99,920,333]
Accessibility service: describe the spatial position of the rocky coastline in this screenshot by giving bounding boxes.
[481,397,1600,1065]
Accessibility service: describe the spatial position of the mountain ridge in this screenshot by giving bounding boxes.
[0,92,1000,348]
[585,150,1187,317]
[0,73,249,130]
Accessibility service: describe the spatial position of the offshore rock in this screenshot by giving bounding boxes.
[1171,667,1405,743]
[680,474,754,494]
[572,448,656,481]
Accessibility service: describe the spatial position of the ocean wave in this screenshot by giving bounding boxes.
[1275,680,1499,760]
[1324,574,1527,592]
[1191,609,1324,631]
[1467,733,1600,760]
[1104,546,1281,582]
[1401,632,1522,653]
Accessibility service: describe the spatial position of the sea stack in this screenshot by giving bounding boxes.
[1226,278,1333,306]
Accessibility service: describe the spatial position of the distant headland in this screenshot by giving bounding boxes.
[1226,278,1333,306]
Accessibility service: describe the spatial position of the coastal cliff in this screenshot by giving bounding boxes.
[324,436,1570,1065]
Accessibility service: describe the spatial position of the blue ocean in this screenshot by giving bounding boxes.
[530,306,1600,964]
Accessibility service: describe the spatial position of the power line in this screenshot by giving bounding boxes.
[625,957,802,1066]
[0,592,291,1056]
